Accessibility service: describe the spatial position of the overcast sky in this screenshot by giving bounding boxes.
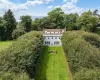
[0,0,100,20]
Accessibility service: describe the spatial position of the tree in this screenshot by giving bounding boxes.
[20,15,32,32]
[0,17,6,40]
[12,28,26,39]
[93,9,98,16]
[93,9,100,28]
[93,9,100,18]
[31,8,79,30]
[41,17,52,29]
[3,9,16,40]
[77,10,99,32]
[48,8,65,28]
[64,13,79,30]
[31,18,43,31]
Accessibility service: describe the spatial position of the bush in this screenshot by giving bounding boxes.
[0,72,13,80]
[62,38,100,73]
[0,31,43,79]
[61,31,100,79]
[83,32,100,48]
[0,72,30,80]
[12,28,26,39]
[74,69,100,80]
[14,73,30,80]
[96,28,100,35]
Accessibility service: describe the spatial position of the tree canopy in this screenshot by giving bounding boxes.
[77,10,99,32]
[20,15,32,32]
[32,8,100,33]
[0,8,100,41]
[0,9,16,40]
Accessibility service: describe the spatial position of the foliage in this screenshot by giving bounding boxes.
[3,9,16,40]
[31,9,100,33]
[0,72,30,80]
[74,69,100,80]
[0,31,43,79]
[12,22,27,39]
[83,32,100,48]
[0,72,13,80]
[32,18,43,31]
[61,31,100,79]
[31,8,65,30]
[16,22,25,30]
[96,28,100,35]
[0,8,100,41]
[0,25,6,40]
[76,10,99,32]
[64,13,79,30]
[20,15,32,32]
[12,28,26,39]
[48,8,65,28]
[93,9,100,19]
[0,17,7,40]
[0,41,12,52]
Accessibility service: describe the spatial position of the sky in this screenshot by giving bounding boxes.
[0,0,100,20]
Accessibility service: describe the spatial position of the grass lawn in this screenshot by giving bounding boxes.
[35,46,71,80]
[0,41,12,51]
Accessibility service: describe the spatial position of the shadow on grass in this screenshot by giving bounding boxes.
[35,46,49,80]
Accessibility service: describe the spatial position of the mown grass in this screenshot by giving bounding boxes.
[0,41,12,51]
[35,46,71,80]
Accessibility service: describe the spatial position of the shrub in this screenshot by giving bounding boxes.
[74,69,100,80]
[62,37,100,73]
[61,31,100,79]
[0,72,13,80]
[0,72,30,80]
[0,31,43,79]
[96,28,100,35]
[12,28,26,39]
[14,73,30,80]
[83,32,100,48]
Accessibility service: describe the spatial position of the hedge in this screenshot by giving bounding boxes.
[61,31,100,79]
[96,28,100,35]
[82,32,100,48]
[0,31,43,79]
[0,72,30,80]
[12,28,26,39]
[74,69,100,80]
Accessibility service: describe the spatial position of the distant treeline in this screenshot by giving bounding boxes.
[0,8,100,41]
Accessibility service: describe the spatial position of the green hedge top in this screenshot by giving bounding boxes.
[0,31,43,79]
[61,31,100,74]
